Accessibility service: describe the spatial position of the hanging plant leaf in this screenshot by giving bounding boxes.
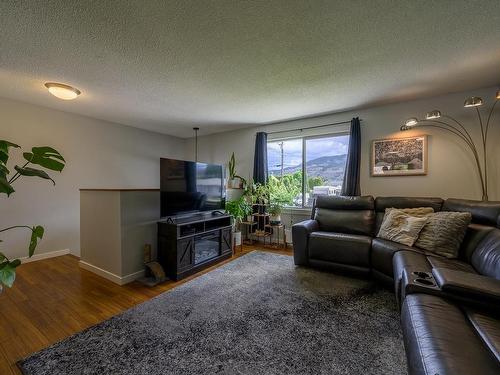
[0,262,16,288]
[0,140,20,164]
[14,166,55,184]
[0,163,9,176]
[0,174,14,196]
[29,225,44,257]
[23,146,65,172]
[0,253,5,262]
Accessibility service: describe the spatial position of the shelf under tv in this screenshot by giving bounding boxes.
[157,214,233,280]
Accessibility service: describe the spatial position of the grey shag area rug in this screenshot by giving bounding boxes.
[19,251,407,375]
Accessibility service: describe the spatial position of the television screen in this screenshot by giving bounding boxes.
[160,158,225,217]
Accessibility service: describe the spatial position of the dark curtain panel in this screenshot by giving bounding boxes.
[341,117,361,196]
[253,132,268,184]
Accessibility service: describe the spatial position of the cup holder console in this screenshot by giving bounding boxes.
[414,278,436,287]
[412,271,432,279]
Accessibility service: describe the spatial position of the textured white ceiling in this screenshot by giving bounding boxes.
[1,1,500,138]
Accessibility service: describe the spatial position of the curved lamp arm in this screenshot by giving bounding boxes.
[402,121,486,200]
[401,94,498,201]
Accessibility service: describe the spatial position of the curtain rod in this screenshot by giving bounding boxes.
[266,119,362,135]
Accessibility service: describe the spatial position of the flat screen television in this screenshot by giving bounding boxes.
[160,158,225,217]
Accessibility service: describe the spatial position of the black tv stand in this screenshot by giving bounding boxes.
[157,214,233,280]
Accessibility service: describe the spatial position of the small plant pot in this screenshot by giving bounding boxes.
[233,231,242,246]
[246,215,253,223]
[269,215,281,225]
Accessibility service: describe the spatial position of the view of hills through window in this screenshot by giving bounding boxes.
[267,134,349,207]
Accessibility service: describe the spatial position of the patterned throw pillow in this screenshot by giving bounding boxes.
[377,208,429,247]
[396,207,435,217]
[414,211,472,258]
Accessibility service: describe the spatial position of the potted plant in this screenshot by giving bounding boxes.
[225,196,247,247]
[268,203,283,225]
[227,152,247,189]
[0,141,65,292]
[253,183,270,214]
[241,199,253,223]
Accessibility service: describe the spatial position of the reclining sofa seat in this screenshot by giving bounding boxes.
[396,199,500,375]
[292,195,500,375]
[293,195,375,276]
[393,198,500,304]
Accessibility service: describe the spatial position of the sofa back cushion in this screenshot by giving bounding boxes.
[414,211,472,258]
[459,224,496,262]
[443,198,500,227]
[313,195,375,236]
[471,228,500,280]
[374,197,444,233]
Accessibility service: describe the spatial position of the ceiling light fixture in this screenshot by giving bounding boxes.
[400,89,500,201]
[44,82,81,100]
[404,118,419,127]
[425,110,441,120]
[463,96,483,108]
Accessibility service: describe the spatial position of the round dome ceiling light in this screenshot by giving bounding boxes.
[44,82,81,100]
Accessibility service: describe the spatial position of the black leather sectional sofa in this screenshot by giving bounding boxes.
[292,196,500,375]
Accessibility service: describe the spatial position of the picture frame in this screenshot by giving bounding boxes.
[371,135,427,177]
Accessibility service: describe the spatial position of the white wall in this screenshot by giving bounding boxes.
[0,97,186,259]
[187,86,500,203]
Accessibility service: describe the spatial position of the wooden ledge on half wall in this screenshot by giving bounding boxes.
[79,188,160,191]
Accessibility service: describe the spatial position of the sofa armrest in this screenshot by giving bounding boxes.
[292,219,319,266]
[432,267,500,306]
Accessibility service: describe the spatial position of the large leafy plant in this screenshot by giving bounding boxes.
[0,140,65,290]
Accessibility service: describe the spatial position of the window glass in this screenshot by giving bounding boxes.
[304,135,349,206]
[267,134,349,208]
[267,139,303,206]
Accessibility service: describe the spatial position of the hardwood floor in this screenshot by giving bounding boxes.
[0,245,292,374]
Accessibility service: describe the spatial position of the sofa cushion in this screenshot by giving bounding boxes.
[401,294,500,375]
[427,255,476,274]
[459,223,496,262]
[309,231,371,268]
[313,195,375,236]
[374,197,443,232]
[371,238,423,278]
[443,198,500,227]
[314,208,375,236]
[415,211,472,258]
[393,250,431,304]
[471,228,500,280]
[314,195,375,210]
[377,209,429,246]
[465,308,500,363]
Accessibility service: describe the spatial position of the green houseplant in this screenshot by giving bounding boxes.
[227,152,247,189]
[268,203,283,224]
[225,197,246,246]
[0,140,65,291]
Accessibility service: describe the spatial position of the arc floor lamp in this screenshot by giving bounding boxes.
[400,89,500,201]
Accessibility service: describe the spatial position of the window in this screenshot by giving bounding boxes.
[267,134,349,207]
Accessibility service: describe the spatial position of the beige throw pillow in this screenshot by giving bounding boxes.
[396,207,435,217]
[377,208,429,247]
[414,211,472,258]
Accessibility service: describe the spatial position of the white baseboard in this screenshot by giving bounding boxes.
[20,249,70,264]
[78,260,144,285]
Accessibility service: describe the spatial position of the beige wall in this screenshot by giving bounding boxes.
[2,86,499,260]
[186,86,500,202]
[0,97,186,259]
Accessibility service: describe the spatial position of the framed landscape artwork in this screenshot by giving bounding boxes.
[371,135,427,176]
